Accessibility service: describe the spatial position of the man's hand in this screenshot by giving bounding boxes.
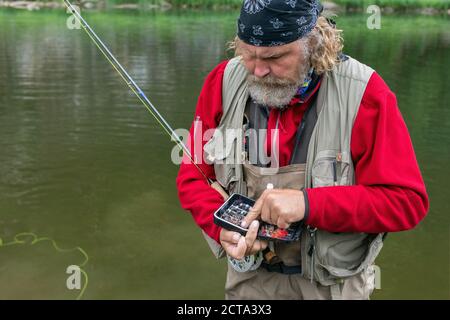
[219,221,268,260]
[241,189,305,229]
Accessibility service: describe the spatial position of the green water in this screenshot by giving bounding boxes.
[0,10,448,299]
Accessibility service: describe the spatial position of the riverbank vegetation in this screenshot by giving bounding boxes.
[0,0,448,13]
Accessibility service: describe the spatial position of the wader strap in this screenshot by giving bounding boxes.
[244,99,270,167]
[290,97,318,165]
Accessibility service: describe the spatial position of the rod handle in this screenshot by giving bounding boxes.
[211,181,229,200]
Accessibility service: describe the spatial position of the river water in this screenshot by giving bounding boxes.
[0,10,448,299]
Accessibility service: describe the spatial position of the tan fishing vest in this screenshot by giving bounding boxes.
[202,56,385,286]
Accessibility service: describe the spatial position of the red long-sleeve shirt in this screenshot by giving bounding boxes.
[176,60,429,244]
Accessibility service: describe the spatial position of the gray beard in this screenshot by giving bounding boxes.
[247,63,311,109]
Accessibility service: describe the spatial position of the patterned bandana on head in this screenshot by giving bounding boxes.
[237,0,323,47]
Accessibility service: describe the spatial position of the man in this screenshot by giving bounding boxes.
[176,0,428,300]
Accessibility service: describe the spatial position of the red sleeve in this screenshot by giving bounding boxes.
[175,60,229,244]
[305,72,429,233]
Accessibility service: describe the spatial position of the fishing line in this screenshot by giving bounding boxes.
[0,232,89,300]
[63,0,211,183]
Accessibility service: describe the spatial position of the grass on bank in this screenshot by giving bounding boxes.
[4,0,449,10]
[332,0,449,10]
[103,0,450,10]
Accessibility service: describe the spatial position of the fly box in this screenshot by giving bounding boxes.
[213,193,302,242]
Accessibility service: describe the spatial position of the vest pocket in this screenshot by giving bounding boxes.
[311,150,351,187]
[311,231,383,283]
[316,232,369,271]
[203,131,238,190]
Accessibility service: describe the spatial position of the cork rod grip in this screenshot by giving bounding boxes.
[210,181,229,200]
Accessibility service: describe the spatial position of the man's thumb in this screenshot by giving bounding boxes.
[241,206,260,228]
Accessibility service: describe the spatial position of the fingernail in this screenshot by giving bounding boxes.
[241,220,248,228]
[233,233,241,242]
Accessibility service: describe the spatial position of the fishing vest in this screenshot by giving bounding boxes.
[202,56,385,286]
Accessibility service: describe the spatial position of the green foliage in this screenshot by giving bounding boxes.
[334,0,449,10]
[110,0,449,10]
[13,0,447,10]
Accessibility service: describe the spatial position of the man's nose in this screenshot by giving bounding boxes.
[253,59,270,78]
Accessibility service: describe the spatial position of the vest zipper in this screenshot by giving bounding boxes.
[307,226,317,283]
[332,159,338,186]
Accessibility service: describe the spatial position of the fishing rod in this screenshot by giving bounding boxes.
[64,0,227,198]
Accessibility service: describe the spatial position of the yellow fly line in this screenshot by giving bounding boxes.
[0,232,89,300]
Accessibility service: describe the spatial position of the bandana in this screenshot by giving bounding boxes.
[237,0,323,47]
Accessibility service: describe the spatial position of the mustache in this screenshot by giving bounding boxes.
[247,74,300,88]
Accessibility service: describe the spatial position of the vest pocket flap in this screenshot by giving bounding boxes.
[312,150,351,187]
[204,129,237,162]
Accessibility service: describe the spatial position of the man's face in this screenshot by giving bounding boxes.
[238,39,311,108]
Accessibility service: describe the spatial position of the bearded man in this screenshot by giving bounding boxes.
[176,0,428,300]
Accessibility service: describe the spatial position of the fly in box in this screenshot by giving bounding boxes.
[213,193,302,242]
